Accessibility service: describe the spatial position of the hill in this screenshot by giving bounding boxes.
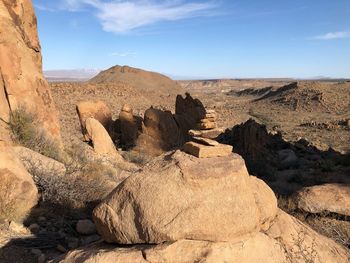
[90,65,183,96]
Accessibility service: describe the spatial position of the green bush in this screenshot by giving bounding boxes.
[8,107,62,161]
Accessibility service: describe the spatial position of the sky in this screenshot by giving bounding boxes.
[33,0,350,79]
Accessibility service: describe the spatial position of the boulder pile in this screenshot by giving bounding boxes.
[55,151,350,262]
[183,108,232,158]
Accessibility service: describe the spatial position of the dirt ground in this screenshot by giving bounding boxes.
[51,79,350,153]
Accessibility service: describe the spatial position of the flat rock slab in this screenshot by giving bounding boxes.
[192,137,219,146]
[189,128,224,139]
[183,141,233,158]
[293,183,350,217]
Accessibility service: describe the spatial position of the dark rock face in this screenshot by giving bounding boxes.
[133,94,207,155]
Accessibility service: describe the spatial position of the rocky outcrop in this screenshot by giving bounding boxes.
[76,101,112,141]
[118,105,140,148]
[13,146,66,177]
[55,151,349,263]
[0,142,38,221]
[93,151,277,244]
[0,0,61,143]
[85,118,119,157]
[293,184,350,217]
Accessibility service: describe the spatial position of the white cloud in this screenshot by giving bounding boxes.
[109,51,136,57]
[60,0,217,33]
[311,31,349,40]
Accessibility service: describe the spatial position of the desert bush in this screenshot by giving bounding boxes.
[26,145,117,217]
[8,107,62,161]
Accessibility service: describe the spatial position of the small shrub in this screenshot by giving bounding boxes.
[122,150,152,165]
[26,145,117,217]
[8,107,62,161]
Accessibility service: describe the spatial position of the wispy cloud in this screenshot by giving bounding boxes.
[48,0,218,34]
[311,31,349,40]
[109,51,136,57]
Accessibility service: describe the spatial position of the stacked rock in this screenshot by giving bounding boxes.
[195,109,217,130]
[183,109,232,158]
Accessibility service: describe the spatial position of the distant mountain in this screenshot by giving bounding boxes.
[44,69,100,81]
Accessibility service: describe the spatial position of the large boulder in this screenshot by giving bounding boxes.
[52,233,288,263]
[13,146,66,177]
[93,151,278,244]
[266,210,350,263]
[55,210,350,263]
[76,101,112,141]
[0,0,61,143]
[0,143,38,221]
[118,105,139,147]
[293,184,350,217]
[135,108,182,155]
[85,118,118,157]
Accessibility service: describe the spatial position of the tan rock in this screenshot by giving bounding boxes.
[293,184,350,216]
[266,210,350,263]
[0,0,61,143]
[199,118,216,124]
[52,234,288,263]
[135,108,181,154]
[196,121,217,130]
[85,118,118,157]
[188,128,224,139]
[182,141,232,158]
[76,101,112,141]
[0,144,38,221]
[93,151,277,244]
[13,146,66,177]
[119,105,138,147]
[192,137,219,146]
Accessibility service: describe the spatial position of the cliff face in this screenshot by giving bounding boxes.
[0,0,61,142]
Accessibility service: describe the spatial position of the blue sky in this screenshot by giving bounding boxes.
[33,0,350,79]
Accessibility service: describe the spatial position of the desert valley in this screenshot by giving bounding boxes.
[0,1,349,263]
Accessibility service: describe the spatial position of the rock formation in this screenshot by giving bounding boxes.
[76,101,112,141]
[293,184,350,217]
[85,118,119,157]
[118,105,139,148]
[55,151,350,263]
[0,0,61,143]
[0,142,38,221]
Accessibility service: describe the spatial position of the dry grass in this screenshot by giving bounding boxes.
[8,107,63,161]
[278,195,350,249]
[26,145,116,216]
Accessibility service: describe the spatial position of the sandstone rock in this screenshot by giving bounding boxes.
[136,108,181,154]
[293,184,350,216]
[266,210,350,263]
[93,151,277,244]
[188,128,224,139]
[8,221,30,234]
[85,118,118,157]
[196,121,217,130]
[183,141,232,158]
[76,101,112,141]
[76,219,96,235]
[13,146,66,177]
[52,234,288,263]
[0,144,38,221]
[119,105,138,147]
[0,0,61,142]
[192,137,219,146]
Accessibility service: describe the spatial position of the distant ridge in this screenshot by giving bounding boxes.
[45,69,100,82]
